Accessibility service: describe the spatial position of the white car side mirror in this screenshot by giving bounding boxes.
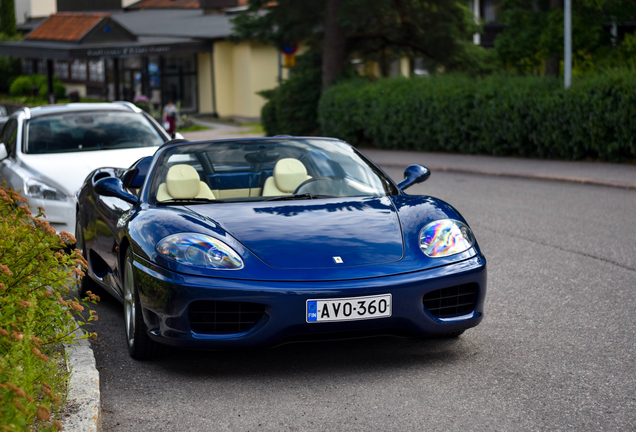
[0,143,7,160]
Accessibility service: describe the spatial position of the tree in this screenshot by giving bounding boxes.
[231,0,482,89]
[323,0,347,88]
[544,0,563,77]
[495,0,636,75]
[0,0,17,37]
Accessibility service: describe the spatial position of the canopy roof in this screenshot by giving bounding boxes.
[0,9,238,59]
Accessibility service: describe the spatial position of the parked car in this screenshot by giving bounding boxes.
[77,137,487,360]
[0,103,172,235]
[0,104,8,131]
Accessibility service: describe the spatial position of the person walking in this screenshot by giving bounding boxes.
[163,101,178,135]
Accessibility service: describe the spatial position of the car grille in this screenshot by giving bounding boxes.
[188,301,266,334]
[422,283,478,318]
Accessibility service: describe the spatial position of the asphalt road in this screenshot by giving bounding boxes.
[89,169,636,431]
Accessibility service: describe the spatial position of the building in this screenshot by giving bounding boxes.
[470,0,504,47]
[1,0,282,120]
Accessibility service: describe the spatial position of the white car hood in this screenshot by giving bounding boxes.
[19,147,159,196]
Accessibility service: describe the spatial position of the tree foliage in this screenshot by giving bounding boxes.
[231,0,486,81]
[0,33,21,93]
[495,0,636,74]
[0,0,16,37]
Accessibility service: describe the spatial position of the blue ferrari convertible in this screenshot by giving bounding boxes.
[76,137,486,359]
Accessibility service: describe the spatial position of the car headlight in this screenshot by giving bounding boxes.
[24,179,67,201]
[156,233,244,270]
[419,219,475,258]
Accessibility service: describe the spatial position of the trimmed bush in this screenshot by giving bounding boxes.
[9,75,66,100]
[0,187,98,430]
[318,70,636,162]
[260,51,322,136]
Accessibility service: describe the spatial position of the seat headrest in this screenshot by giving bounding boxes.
[166,164,200,198]
[273,158,307,193]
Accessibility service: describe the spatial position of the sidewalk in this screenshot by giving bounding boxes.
[182,124,636,190]
[361,149,636,190]
[181,117,264,141]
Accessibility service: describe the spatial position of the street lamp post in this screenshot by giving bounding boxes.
[564,0,572,89]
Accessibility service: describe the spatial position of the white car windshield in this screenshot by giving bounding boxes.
[24,111,165,154]
[150,139,397,203]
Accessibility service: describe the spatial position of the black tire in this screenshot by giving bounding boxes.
[123,248,164,360]
[75,214,97,298]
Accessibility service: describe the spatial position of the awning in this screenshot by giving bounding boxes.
[0,36,210,59]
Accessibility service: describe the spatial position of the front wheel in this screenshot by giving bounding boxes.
[75,214,97,298]
[123,248,163,360]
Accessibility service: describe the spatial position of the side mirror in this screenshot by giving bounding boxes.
[93,177,138,205]
[397,164,431,191]
[0,143,7,160]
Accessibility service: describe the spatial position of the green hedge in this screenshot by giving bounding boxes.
[318,71,636,162]
[9,75,66,100]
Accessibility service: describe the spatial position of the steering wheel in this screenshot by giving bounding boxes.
[293,177,342,195]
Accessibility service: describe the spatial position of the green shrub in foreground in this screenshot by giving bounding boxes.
[318,71,636,162]
[0,187,98,430]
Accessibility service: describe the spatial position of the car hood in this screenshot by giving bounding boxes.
[191,196,404,270]
[20,147,159,196]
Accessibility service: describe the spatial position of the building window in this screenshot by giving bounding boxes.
[481,0,501,23]
[161,54,198,112]
[21,60,33,75]
[54,61,69,79]
[36,60,46,75]
[70,60,87,81]
[89,60,104,83]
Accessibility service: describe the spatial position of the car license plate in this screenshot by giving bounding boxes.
[306,294,392,323]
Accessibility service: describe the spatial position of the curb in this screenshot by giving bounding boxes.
[62,328,101,432]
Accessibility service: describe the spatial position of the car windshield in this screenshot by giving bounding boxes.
[24,111,164,154]
[150,139,397,204]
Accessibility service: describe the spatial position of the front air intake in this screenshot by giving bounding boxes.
[423,283,478,318]
[188,301,265,334]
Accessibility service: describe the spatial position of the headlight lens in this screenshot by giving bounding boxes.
[24,179,67,201]
[419,219,475,258]
[156,233,244,270]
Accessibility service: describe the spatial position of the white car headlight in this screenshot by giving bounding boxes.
[156,233,244,270]
[24,179,67,201]
[419,219,475,258]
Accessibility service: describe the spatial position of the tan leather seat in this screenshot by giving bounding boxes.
[157,164,215,201]
[262,158,311,196]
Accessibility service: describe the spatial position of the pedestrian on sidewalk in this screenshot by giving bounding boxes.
[163,101,178,136]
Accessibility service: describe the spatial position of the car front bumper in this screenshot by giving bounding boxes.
[28,196,75,235]
[132,253,487,348]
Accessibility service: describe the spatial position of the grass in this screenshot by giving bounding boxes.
[0,95,106,107]
[177,124,212,133]
[238,123,265,135]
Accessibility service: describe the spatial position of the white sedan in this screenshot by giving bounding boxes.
[0,102,172,235]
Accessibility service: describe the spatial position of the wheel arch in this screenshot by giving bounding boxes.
[119,235,132,276]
